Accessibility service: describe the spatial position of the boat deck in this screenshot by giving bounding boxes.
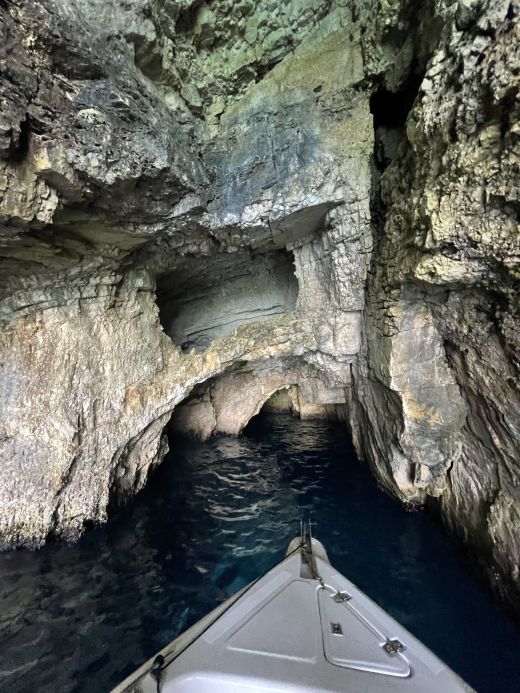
[114,540,474,693]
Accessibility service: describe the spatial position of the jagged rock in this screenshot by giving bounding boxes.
[0,0,518,616]
[350,0,519,610]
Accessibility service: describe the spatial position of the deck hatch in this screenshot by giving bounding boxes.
[318,589,411,677]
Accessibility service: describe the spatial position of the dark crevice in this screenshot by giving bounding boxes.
[255,58,283,84]
[49,42,109,80]
[175,2,203,34]
[370,72,423,129]
[368,60,426,257]
[10,114,31,163]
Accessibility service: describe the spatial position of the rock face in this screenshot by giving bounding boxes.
[0,1,518,612]
[157,249,299,349]
[349,0,520,611]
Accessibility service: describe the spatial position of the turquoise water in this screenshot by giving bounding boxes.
[0,415,519,692]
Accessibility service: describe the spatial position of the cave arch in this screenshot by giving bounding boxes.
[245,385,348,432]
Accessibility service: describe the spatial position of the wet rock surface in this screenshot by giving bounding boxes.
[0,0,518,614]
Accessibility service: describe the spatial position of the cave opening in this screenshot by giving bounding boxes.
[370,72,424,173]
[261,388,297,415]
[10,114,31,163]
[242,387,298,435]
[156,248,298,352]
[243,385,349,435]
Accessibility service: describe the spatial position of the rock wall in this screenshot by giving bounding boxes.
[0,0,518,612]
[157,249,298,350]
[350,0,520,611]
[0,0,366,550]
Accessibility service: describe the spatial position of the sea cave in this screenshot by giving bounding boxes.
[0,0,519,691]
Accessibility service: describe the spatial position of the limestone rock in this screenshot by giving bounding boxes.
[350,0,520,611]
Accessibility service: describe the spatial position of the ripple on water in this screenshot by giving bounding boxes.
[0,415,519,693]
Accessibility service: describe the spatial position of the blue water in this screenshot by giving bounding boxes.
[0,415,519,692]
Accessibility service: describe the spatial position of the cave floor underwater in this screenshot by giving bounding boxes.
[0,415,519,693]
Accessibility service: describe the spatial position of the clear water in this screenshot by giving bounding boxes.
[0,415,519,693]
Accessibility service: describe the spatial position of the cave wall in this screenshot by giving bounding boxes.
[157,249,298,350]
[0,0,370,547]
[350,0,520,609]
[0,0,518,613]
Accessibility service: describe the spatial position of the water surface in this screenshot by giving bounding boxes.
[0,415,519,692]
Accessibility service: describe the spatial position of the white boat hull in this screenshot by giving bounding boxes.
[113,536,474,693]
